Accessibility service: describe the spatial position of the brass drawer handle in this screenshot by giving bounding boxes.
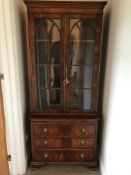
[43,140,48,146]
[44,153,48,159]
[43,128,48,134]
[81,128,86,134]
[80,153,84,159]
[80,140,85,146]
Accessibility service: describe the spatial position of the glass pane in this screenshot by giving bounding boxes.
[35,19,61,64]
[68,89,81,108]
[81,89,91,109]
[68,66,92,88]
[81,20,96,40]
[70,19,96,40]
[37,66,49,88]
[69,42,95,65]
[35,18,62,110]
[50,66,61,88]
[36,42,48,64]
[50,89,61,105]
[37,66,61,89]
[68,89,91,110]
[39,89,50,109]
[51,41,61,64]
[69,19,96,66]
[38,89,61,109]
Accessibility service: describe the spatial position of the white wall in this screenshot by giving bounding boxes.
[100,0,131,175]
[0,0,28,174]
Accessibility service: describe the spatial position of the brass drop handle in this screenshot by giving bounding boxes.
[80,140,85,146]
[80,153,85,159]
[44,153,48,159]
[81,128,86,134]
[63,78,70,86]
[43,140,48,146]
[43,128,48,134]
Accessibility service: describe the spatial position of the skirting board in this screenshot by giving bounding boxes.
[99,156,107,175]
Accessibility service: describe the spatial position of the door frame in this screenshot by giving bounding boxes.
[0,0,27,174]
[0,75,10,175]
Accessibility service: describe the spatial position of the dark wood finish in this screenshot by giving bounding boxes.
[31,119,99,167]
[0,77,10,175]
[31,161,97,169]
[25,1,106,15]
[24,0,107,169]
[34,149,95,162]
[32,122,97,137]
[33,137,96,149]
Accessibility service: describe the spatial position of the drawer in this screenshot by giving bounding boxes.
[33,137,96,149]
[34,150,95,162]
[32,122,97,137]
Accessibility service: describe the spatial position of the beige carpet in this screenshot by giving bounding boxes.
[25,165,100,175]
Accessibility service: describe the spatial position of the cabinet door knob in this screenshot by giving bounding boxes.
[81,128,86,134]
[43,128,48,134]
[80,153,84,159]
[63,78,70,86]
[43,140,48,146]
[80,140,85,146]
[44,153,48,159]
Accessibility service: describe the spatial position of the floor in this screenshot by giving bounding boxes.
[25,165,100,175]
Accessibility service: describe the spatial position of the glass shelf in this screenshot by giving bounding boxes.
[36,39,60,42]
[36,64,60,66]
[68,64,92,67]
[70,40,94,42]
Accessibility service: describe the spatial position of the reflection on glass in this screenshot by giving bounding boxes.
[40,89,50,109]
[50,89,61,104]
[69,42,94,65]
[67,19,96,110]
[36,42,48,64]
[35,19,61,109]
[37,66,61,89]
[81,89,91,109]
[36,19,60,40]
[68,89,81,108]
[70,19,96,40]
[68,89,91,109]
[51,41,60,64]
[35,19,61,64]
[50,66,60,88]
[69,19,96,66]
[39,89,61,109]
[37,66,49,88]
[68,66,92,88]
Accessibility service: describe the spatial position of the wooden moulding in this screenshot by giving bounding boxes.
[24,1,107,14]
[0,79,10,175]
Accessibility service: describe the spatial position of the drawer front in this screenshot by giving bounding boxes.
[34,150,95,162]
[32,122,97,137]
[33,137,96,149]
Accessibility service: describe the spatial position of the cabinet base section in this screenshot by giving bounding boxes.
[31,161,98,170]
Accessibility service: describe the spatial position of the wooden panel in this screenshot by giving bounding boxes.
[24,1,107,15]
[33,137,96,149]
[0,78,10,175]
[32,122,97,137]
[34,149,95,162]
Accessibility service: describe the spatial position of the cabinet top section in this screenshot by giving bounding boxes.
[24,1,107,14]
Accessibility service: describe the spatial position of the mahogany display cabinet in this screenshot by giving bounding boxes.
[24,0,107,168]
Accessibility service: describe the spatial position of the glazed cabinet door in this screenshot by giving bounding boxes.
[65,15,102,112]
[29,14,102,113]
[29,14,64,112]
